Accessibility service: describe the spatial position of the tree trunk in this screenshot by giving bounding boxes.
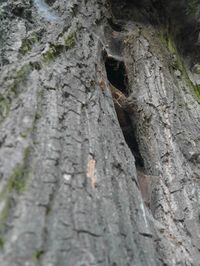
[0,0,200,265]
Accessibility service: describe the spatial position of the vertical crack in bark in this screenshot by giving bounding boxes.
[1,0,200,264]
[104,53,144,170]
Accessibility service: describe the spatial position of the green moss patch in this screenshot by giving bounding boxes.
[7,165,28,193]
[42,44,63,62]
[0,95,10,121]
[0,197,12,249]
[9,64,32,96]
[32,250,44,261]
[0,147,31,246]
[19,33,39,55]
[42,32,76,63]
[64,32,76,49]
[0,64,32,123]
[165,34,185,73]
[193,83,200,100]
[159,31,200,102]
[0,147,31,197]
[193,64,200,74]
[0,236,4,249]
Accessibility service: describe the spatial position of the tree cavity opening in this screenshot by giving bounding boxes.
[105,55,128,95]
[104,53,144,168]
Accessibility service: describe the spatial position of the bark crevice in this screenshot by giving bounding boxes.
[104,52,145,170]
[0,0,200,265]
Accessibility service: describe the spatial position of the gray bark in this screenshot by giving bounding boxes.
[0,0,200,265]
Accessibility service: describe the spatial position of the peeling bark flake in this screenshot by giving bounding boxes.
[87,159,97,189]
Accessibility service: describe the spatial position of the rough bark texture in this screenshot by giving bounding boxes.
[0,0,200,265]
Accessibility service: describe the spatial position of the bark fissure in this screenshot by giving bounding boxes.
[0,0,200,265]
[104,53,145,170]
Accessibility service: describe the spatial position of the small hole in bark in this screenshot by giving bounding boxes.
[105,55,128,95]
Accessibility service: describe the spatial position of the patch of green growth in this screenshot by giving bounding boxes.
[9,63,32,97]
[165,34,184,73]
[20,132,28,138]
[185,0,198,16]
[0,196,11,249]
[0,147,31,244]
[0,236,4,249]
[19,40,32,55]
[159,32,177,55]
[0,95,10,121]
[166,36,200,97]
[42,44,63,62]
[3,147,31,194]
[19,33,39,55]
[32,250,44,261]
[9,146,31,193]
[0,147,31,247]
[23,146,31,161]
[16,64,31,78]
[7,165,28,193]
[29,32,41,44]
[193,64,200,74]
[193,83,200,100]
[0,185,7,201]
[159,32,167,47]
[160,32,189,79]
[159,31,200,101]
[0,63,32,121]
[64,32,76,49]
[42,46,57,62]
[0,63,32,123]
[0,198,12,250]
[42,33,76,63]
[0,199,11,223]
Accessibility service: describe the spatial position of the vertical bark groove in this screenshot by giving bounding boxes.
[0,0,200,265]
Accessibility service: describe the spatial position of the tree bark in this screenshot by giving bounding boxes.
[0,0,200,265]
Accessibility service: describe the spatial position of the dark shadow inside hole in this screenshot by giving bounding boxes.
[104,54,144,168]
[107,18,124,32]
[121,115,144,168]
[105,56,128,94]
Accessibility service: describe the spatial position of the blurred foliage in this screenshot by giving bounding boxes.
[185,0,198,15]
